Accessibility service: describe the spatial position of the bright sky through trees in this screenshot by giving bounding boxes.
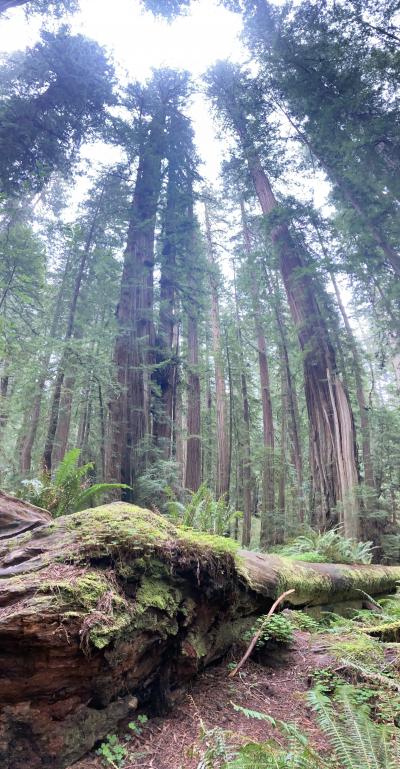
[0,0,246,180]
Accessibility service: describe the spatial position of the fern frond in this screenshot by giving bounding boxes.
[336,686,381,769]
[75,483,131,510]
[308,687,357,769]
[54,448,81,486]
[231,702,276,724]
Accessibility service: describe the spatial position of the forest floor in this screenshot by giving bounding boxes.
[72,631,333,769]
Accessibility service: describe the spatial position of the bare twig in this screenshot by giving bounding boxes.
[229,589,295,677]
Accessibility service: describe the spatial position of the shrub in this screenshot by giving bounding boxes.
[278,527,374,564]
[19,448,128,516]
[244,613,294,648]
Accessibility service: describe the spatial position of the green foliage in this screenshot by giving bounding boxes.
[328,632,384,667]
[244,613,294,648]
[227,684,400,769]
[278,528,374,565]
[182,483,242,536]
[96,733,127,768]
[135,459,181,511]
[309,685,400,769]
[0,27,115,195]
[229,703,327,768]
[196,725,235,769]
[286,610,320,633]
[128,714,148,737]
[19,448,129,516]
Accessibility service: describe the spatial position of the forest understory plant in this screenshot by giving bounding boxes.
[276,528,374,564]
[18,448,129,516]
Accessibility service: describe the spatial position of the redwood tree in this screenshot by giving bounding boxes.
[207,63,360,537]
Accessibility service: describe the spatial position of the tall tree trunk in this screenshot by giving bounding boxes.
[231,114,359,537]
[232,261,252,547]
[19,253,72,474]
[51,372,76,468]
[224,325,234,509]
[107,111,165,492]
[185,311,201,492]
[184,197,202,492]
[98,383,106,481]
[174,382,185,487]
[330,273,375,494]
[311,220,375,501]
[277,360,287,545]
[204,201,229,500]
[241,202,275,545]
[43,196,103,472]
[0,363,9,434]
[266,270,305,524]
[153,158,179,456]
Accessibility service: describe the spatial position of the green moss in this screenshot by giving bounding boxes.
[131,577,182,639]
[89,611,132,650]
[176,526,240,558]
[285,552,326,563]
[64,505,177,551]
[360,618,400,642]
[42,572,112,612]
[329,632,384,666]
[185,631,208,659]
[39,570,133,650]
[264,557,332,605]
[134,577,181,616]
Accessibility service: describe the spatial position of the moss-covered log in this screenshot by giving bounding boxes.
[1,500,399,768]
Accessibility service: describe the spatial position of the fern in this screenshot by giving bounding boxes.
[181,483,241,535]
[19,448,130,516]
[308,685,399,769]
[278,528,374,565]
[232,703,275,724]
[75,483,131,510]
[54,448,90,487]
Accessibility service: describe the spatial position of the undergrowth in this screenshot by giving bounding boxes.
[194,591,400,769]
[18,448,129,516]
[276,528,374,564]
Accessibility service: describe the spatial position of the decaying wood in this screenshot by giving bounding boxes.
[0,489,51,539]
[1,498,400,768]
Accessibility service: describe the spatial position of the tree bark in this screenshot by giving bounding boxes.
[204,201,229,500]
[19,252,72,474]
[0,365,10,434]
[266,271,305,524]
[330,273,375,494]
[153,153,180,455]
[185,311,201,492]
[241,203,275,544]
[232,262,252,547]
[43,196,102,472]
[107,111,165,492]
[1,498,400,769]
[232,113,359,536]
[277,360,287,544]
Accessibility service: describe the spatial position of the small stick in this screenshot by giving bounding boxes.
[229,589,295,677]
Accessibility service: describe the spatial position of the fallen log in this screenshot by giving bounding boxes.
[0,489,51,540]
[0,500,399,768]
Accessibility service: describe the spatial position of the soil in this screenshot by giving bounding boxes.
[71,631,334,769]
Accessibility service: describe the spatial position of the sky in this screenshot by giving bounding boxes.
[0,0,357,330]
[0,0,247,181]
[0,0,331,202]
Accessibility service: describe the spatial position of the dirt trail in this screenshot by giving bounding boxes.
[72,631,333,769]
